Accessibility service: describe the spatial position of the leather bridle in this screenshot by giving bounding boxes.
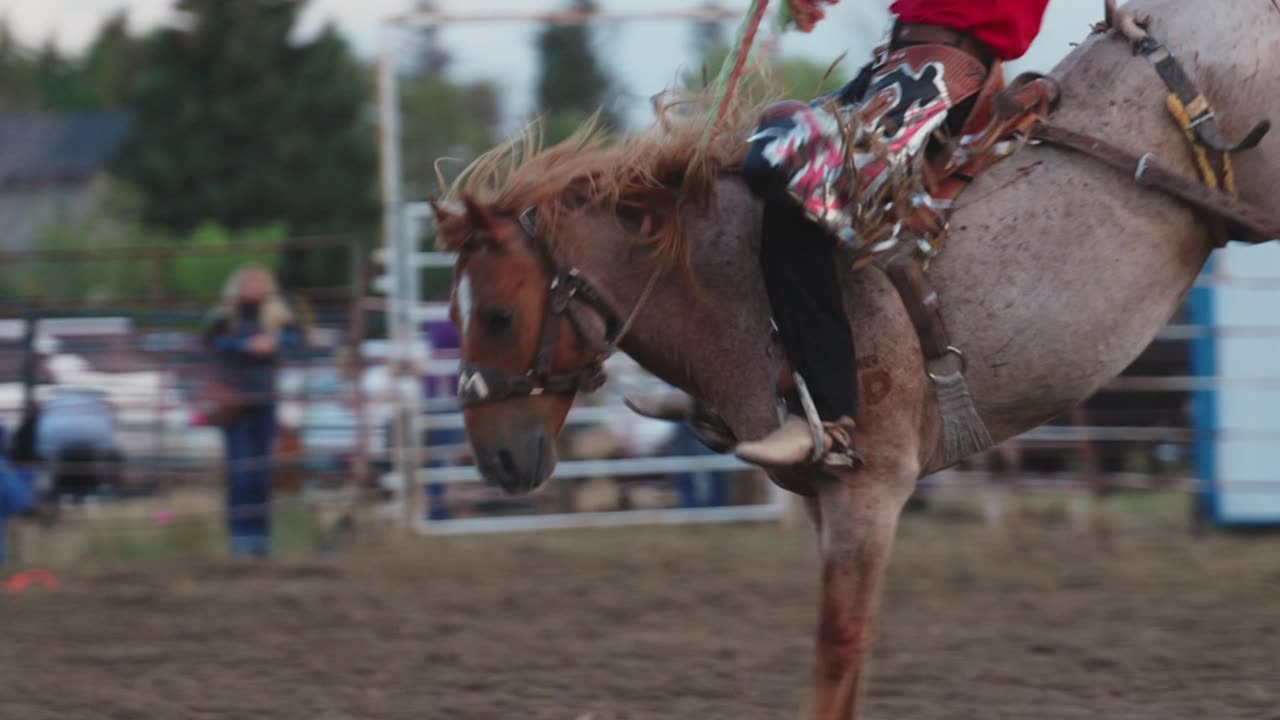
[456,207,659,408]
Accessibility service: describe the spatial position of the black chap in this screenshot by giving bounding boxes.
[759,200,859,422]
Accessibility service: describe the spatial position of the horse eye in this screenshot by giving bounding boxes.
[483,308,514,336]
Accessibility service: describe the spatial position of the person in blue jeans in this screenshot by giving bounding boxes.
[204,265,303,558]
[669,423,729,509]
[0,426,35,564]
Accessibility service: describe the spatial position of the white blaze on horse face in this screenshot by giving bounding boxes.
[458,369,490,401]
[457,271,474,332]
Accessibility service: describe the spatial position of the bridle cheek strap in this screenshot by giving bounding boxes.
[457,270,614,407]
[456,207,660,409]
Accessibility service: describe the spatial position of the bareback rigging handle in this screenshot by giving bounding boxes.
[1102,0,1271,153]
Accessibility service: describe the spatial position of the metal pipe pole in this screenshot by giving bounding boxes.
[377,28,405,350]
[19,306,37,417]
[401,205,432,531]
[386,8,741,27]
[347,239,371,494]
[377,24,417,535]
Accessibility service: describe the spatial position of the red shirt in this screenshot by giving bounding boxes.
[889,0,1051,60]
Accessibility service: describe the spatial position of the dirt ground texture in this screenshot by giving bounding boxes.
[1,516,1278,720]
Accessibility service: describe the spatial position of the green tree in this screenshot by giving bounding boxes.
[0,20,43,110]
[170,222,284,300]
[110,1,376,292]
[534,0,619,143]
[10,178,285,307]
[401,75,500,196]
[277,24,379,234]
[689,44,849,100]
[0,14,145,112]
[408,0,450,76]
[11,179,161,305]
[113,0,377,240]
[31,41,76,108]
[275,23,379,290]
[77,13,147,109]
[399,0,502,196]
[691,3,728,61]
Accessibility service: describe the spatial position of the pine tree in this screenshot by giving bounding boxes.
[0,13,145,111]
[0,21,40,110]
[113,0,377,239]
[534,0,619,142]
[274,23,380,290]
[409,0,451,76]
[399,0,502,196]
[80,13,146,108]
[691,2,728,60]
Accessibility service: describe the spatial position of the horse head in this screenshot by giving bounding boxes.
[435,196,616,493]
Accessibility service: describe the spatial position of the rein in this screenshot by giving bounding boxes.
[456,207,661,408]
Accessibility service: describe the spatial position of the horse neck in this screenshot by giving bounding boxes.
[566,180,786,439]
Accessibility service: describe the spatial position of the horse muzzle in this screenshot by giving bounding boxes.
[474,430,556,494]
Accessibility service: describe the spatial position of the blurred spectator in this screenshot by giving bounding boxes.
[35,389,123,503]
[9,406,40,466]
[0,426,35,564]
[203,265,303,558]
[668,423,729,508]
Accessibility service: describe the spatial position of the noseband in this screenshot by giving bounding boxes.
[456,207,658,408]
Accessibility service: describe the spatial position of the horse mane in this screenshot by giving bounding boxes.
[441,85,775,274]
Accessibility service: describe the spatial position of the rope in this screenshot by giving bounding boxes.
[700,0,771,149]
[607,268,662,352]
[1165,93,1237,197]
[697,0,841,148]
[1165,94,1219,190]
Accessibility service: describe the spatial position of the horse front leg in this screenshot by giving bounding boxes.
[809,460,917,720]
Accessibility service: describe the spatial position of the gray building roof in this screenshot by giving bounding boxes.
[0,112,132,188]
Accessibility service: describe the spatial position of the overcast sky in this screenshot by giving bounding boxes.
[0,0,1101,125]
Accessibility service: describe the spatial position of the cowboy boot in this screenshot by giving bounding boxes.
[623,389,736,453]
[734,415,864,469]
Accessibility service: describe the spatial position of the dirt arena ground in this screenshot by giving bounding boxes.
[2,515,1278,720]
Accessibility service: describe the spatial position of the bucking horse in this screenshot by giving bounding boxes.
[430,1,1280,717]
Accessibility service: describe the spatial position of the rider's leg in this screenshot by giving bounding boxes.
[733,199,861,468]
[759,201,857,424]
[733,44,986,466]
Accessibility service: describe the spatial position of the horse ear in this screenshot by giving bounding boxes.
[462,194,520,253]
[463,194,497,231]
[431,198,470,251]
[429,197,463,224]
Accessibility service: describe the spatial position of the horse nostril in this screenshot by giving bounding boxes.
[496,448,518,477]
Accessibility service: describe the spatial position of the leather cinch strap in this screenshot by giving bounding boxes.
[985,71,1280,241]
[1031,124,1280,241]
[885,256,950,363]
